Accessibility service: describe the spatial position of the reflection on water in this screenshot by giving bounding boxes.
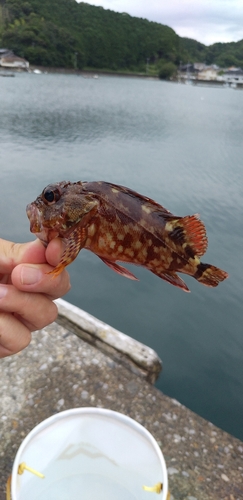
[1,73,243,439]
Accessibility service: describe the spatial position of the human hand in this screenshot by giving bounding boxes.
[0,238,71,357]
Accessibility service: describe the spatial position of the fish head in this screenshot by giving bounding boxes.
[26,181,98,244]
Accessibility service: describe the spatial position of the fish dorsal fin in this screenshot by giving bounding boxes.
[167,215,208,257]
[103,182,174,216]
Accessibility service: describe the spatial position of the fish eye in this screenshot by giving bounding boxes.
[42,185,61,204]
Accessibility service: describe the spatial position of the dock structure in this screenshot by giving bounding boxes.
[1,299,243,499]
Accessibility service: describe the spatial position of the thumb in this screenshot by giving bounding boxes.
[0,238,46,274]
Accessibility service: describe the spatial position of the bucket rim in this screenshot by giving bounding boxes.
[11,407,168,499]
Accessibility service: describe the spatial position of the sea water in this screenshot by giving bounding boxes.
[1,72,243,439]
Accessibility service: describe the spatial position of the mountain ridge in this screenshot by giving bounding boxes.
[0,0,242,71]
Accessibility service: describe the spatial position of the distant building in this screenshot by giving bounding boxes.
[222,68,243,84]
[193,62,206,71]
[0,49,29,70]
[179,63,220,81]
[179,63,198,80]
[197,65,219,81]
[0,48,14,58]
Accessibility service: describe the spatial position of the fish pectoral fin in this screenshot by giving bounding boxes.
[151,269,190,292]
[99,257,138,281]
[48,227,87,277]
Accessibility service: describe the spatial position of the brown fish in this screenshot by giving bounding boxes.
[26,181,228,292]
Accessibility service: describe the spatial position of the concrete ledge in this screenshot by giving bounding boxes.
[1,308,243,499]
[55,298,162,384]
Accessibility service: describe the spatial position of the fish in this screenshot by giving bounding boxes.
[26,180,228,292]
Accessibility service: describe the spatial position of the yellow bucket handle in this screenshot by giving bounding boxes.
[7,466,170,499]
[6,463,45,500]
[143,482,170,498]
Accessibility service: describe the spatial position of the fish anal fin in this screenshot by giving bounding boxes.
[48,262,67,278]
[99,257,138,281]
[151,269,190,292]
[168,215,208,257]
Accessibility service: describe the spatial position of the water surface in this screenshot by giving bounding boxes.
[1,73,242,439]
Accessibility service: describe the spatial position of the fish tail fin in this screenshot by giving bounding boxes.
[195,262,229,287]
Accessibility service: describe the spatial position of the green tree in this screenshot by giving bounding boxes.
[158,61,177,80]
[1,0,242,72]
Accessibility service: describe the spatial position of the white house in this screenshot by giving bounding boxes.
[222,68,243,84]
[197,65,219,81]
[0,54,29,70]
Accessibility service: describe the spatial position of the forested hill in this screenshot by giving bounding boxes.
[0,0,242,71]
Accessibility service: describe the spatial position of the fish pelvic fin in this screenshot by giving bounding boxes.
[194,263,229,287]
[99,257,139,280]
[151,269,190,292]
[167,215,208,258]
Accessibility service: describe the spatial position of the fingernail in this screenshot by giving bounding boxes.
[0,286,7,298]
[21,266,43,285]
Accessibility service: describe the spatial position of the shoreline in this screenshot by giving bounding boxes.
[32,65,159,79]
[0,64,159,79]
[2,66,242,88]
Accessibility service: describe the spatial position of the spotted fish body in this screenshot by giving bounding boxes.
[26,181,228,292]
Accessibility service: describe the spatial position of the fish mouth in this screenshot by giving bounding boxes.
[26,203,44,234]
[26,203,62,245]
[26,203,51,245]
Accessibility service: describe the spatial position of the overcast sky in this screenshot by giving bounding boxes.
[77,0,243,45]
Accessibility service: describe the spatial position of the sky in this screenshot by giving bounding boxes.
[77,0,243,46]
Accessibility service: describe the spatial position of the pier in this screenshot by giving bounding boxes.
[1,299,242,499]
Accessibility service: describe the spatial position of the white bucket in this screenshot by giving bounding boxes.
[11,407,168,500]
